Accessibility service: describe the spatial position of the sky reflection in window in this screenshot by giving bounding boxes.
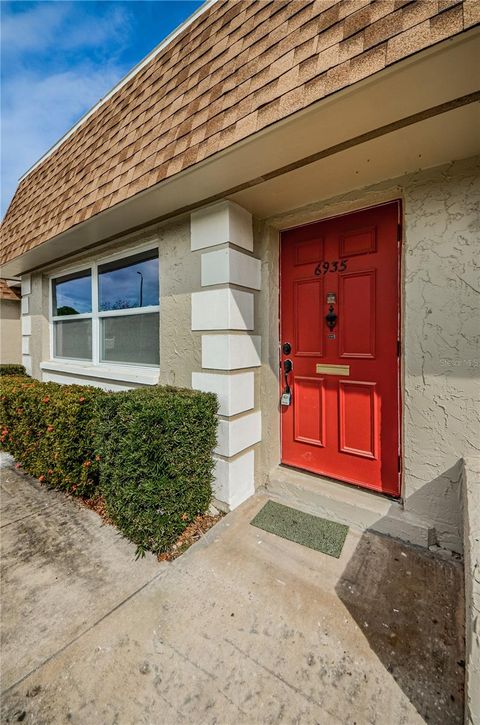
[53,270,92,315]
[99,250,159,311]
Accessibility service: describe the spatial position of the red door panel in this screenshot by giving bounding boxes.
[280,202,401,497]
[295,237,324,265]
[338,381,377,459]
[339,269,376,358]
[294,376,325,447]
[294,278,323,356]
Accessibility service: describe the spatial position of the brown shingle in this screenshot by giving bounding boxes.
[364,8,405,49]
[464,0,480,27]
[386,17,434,63]
[1,0,474,265]
[386,2,463,63]
[342,3,372,39]
[0,280,20,301]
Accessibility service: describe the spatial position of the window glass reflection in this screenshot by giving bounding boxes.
[99,250,159,311]
[53,270,92,315]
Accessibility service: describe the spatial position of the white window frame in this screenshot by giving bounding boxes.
[49,243,160,369]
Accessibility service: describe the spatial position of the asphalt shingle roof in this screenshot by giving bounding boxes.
[1,0,476,265]
[0,280,21,301]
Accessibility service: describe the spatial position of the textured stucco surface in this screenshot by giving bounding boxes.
[28,273,50,379]
[0,299,21,364]
[402,159,480,551]
[157,218,201,388]
[255,156,480,552]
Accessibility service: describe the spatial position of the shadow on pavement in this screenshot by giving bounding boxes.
[336,528,465,725]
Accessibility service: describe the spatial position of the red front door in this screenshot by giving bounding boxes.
[280,202,401,497]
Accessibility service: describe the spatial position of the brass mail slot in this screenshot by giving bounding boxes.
[316,363,350,376]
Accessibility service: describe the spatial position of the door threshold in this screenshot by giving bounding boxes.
[279,463,401,502]
[267,465,435,549]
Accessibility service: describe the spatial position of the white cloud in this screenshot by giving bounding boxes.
[2,65,125,211]
[1,2,133,216]
[1,3,69,55]
[1,2,129,56]
[64,5,130,51]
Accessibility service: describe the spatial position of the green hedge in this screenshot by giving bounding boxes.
[0,364,26,377]
[0,376,105,497]
[96,386,217,556]
[0,378,218,555]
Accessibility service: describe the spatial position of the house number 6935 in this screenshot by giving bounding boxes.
[314,259,348,275]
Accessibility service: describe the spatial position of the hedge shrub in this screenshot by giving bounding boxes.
[0,376,106,497]
[0,378,218,556]
[0,364,26,377]
[96,386,218,556]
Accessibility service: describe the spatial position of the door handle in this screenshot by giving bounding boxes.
[281,359,293,406]
[325,304,337,331]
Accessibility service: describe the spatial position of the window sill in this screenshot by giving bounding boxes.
[40,361,160,386]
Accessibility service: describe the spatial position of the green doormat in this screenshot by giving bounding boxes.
[251,500,349,558]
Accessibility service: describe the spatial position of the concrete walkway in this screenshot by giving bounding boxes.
[1,459,465,724]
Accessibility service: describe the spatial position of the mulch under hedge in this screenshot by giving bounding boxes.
[80,492,222,562]
[0,372,218,557]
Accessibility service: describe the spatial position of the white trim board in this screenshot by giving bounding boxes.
[40,361,159,386]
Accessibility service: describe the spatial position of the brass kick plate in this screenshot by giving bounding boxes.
[316,363,350,376]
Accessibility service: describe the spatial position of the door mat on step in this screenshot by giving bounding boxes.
[250,500,349,558]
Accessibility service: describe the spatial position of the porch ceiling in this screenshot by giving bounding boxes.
[1,29,479,277]
[229,100,480,219]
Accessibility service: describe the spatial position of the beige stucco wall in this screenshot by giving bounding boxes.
[157,218,202,389]
[0,299,22,364]
[28,272,51,378]
[254,155,480,552]
[402,158,479,550]
[23,156,479,551]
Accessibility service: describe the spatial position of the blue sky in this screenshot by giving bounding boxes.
[1,0,203,217]
[54,254,158,313]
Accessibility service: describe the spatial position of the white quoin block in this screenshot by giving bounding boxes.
[202,334,261,370]
[22,336,30,355]
[21,275,31,296]
[192,371,254,417]
[191,201,253,252]
[213,450,255,510]
[215,411,261,457]
[21,315,31,336]
[22,354,32,376]
[201,248,261,290]
[21,296,29,315]
[192,288,254,331]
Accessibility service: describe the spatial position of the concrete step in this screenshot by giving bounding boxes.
[265,465,436,549]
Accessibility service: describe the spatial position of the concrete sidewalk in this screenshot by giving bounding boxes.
[1,460,465,724]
